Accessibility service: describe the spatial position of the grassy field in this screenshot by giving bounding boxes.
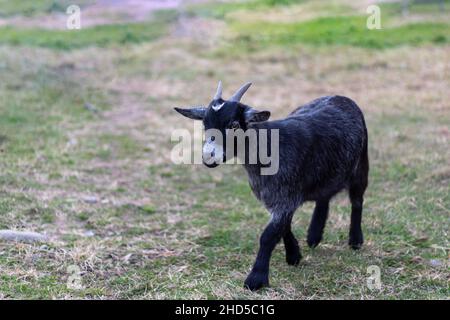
[0,0,448,299]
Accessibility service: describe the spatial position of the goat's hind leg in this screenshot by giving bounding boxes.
[348,154,368,250]
[283,224,302,266]
[348,182,367,249]
[307,199,330,248]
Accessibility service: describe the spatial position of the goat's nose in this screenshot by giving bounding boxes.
[211,150,215,158]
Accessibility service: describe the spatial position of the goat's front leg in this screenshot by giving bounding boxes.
[244,213,289,291]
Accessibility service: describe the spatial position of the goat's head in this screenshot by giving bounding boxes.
[174,82,271,168]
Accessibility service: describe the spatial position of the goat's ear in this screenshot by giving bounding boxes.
[174,107,206,120]
[244,108,271,123]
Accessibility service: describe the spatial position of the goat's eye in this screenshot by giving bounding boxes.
[231,121,240,129]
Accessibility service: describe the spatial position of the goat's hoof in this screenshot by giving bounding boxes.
[244,272,269,291]
[349,233,363,250]
[286,251,302,266]
[307,234,322,248]
[349,241,363,250]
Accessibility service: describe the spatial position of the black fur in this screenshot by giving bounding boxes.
[175,94,369,291]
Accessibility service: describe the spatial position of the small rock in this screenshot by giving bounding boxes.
[123,253,133,263]
[83,230,95,237]
[84,103,98,113]
[428,259,443,268]
[0,230,48,243]
[66,138,78,147]
[82,196,98,204]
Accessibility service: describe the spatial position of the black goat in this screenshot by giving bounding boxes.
[175,82,369,291]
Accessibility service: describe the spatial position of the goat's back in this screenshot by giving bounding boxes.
[249,95,368,204]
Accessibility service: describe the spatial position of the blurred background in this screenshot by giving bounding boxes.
[0,0,448,299]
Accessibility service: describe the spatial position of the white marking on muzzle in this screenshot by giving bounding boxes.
[202,139,224,164]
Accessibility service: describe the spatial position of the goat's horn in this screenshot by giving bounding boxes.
[213,81,223,100]
[229,82,252,102]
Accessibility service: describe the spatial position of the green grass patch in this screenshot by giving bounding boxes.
[231,16,450,50]
[0,64,104,164]
[380,0,450,16]
[0,0,94,17]
[188,0,305,19]
[0,11,177,50]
